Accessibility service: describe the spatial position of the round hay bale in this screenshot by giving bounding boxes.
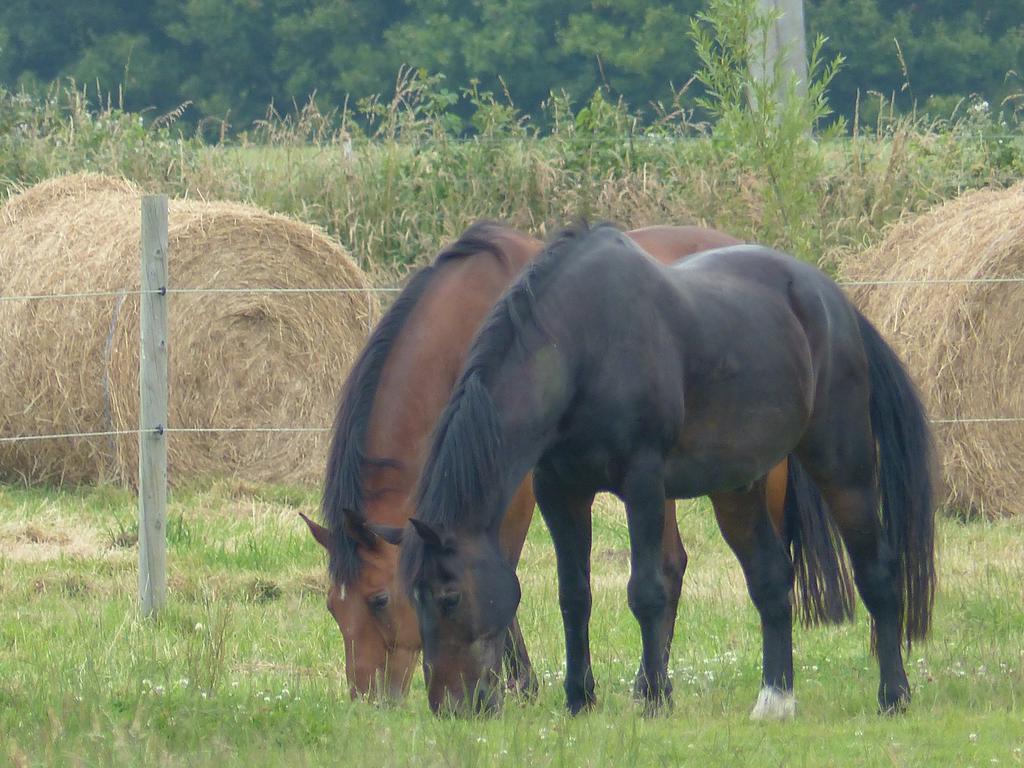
[1,173,376,486]
[841,183,1024,518]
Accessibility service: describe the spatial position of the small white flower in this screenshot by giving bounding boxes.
[969,733,978,743]
[195,623,204,631]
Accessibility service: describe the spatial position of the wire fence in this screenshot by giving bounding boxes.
[3,276,1024,451]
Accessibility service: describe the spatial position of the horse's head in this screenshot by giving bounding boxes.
[401,518,520,716]
[300,511,420,702]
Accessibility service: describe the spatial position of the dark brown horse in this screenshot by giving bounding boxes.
[303,222,822,701]
[391,223,935,718]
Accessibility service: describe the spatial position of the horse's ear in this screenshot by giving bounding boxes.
[366,523,404,546]
[341,507,381,549]
[298,512,333,554]
[409,518,446,550]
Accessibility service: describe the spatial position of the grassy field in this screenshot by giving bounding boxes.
[5,83,1023,282]
[0,482,1021,766]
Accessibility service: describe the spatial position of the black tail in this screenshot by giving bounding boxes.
[785,455,856,626]
[856,311,937,647]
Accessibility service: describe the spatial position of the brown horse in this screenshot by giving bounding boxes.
[302,223,832,701]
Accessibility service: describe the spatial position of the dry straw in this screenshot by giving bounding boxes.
[841,183,1024,518]
[0,174,376,486]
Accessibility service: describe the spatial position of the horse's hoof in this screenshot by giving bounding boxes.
[508,670,539,701]
[566,696,597,716]
[640,693,673,718]
[878,682,911,715]
[634,673,673,715]
[632,665,646,700]
[750,686,796,721]
[566,685,597,716]
[633,668,673,701]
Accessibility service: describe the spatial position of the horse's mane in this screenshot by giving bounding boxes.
[401,221,618,587]
[322,221,512,585]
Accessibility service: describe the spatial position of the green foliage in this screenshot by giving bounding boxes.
[2,0,1022,131]
[806,0,1024,123]
[690,0,844,257]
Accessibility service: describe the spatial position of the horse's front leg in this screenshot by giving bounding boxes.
[502,617,538,699]
[499,480,539,699]
[622,456,674,714]
[633,500,687,700]
[534,467,596,715]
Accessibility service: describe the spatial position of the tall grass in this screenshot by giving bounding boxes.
[3,72,1022,279]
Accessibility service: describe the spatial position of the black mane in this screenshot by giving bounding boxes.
[401,221,619,587]
[321,221,511,585]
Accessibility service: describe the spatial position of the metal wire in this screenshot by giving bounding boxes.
[4,276,1024,303]
[0,429,144,443]
[163,427,329,434]
[930,417,1024,424]
[0,289,160,302]
[0,286,401,302]
[4,416,1024,445]
[166,287,401,295]
[837,277,1024,286]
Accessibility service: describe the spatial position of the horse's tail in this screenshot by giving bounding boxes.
[785,455,855,626]
[856,310,937,646]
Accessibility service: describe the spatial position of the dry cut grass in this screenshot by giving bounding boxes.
[842,183,1024,518]
[0,174,376,487]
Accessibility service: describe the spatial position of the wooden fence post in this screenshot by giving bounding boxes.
[751,0,809,106]
[139,195,169,617]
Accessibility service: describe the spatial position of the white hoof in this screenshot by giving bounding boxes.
[750,686,796,720]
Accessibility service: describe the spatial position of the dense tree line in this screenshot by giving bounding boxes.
[1,1,1021,133]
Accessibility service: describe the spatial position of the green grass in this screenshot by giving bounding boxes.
[1,483,1022,766]
[5,84,1023,280]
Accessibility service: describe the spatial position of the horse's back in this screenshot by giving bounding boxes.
[626,225,741,264]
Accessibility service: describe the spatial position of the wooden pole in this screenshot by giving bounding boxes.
[139,195,169,617]
[752,0,809,105]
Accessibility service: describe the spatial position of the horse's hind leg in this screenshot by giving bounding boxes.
[797,406,911,712]
[810,479,911,713]
[633,500,687,700]
[534,467,597,715]
[710,482,796,720]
